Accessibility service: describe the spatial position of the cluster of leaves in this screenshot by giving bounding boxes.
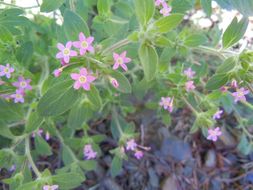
[0,0,253,189]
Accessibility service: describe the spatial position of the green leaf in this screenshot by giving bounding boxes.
[86,86,102,110]
[35,135,52,156]
[109,70,132,93]
[40,0,64,12]
[110,156,122,177]
[184,34,207,47]
[79,160,97,171]
[38,80,80,117]
[201,0,212,17]
[16,41,33,66]
[222,16,249,49]
[134,0,155,26]
[154,14,184,34]
[206,74,229,90]
[25,111,44,133]
[97,0,111,16]
[63,10,90,41]
[138,44,158,81]
[0,25,12,42]
[237,134,252,155]
[67,102,93,129]
[52,172,85,190]
[216,56,237,73]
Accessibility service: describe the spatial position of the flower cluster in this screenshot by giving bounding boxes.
[207,127,222,142]
[155,0,172,17]
[0,64,32,103]
[54,32,132,91]
[184,68,196,92]
[125,139,150,160]
[159,96,174,113]
[83,144,97,160]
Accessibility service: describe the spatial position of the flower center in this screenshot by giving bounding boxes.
[79,76,87,83]
[117,57,123,64]
[20,81,27,87]
[16,94,22,99]
[238,91,244,97]
[81,41,88,48]
[63,48,70,55]
[4,68,9,73]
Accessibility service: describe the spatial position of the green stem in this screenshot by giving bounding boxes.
[102,39,130,55]
[25,137,41,178]
[0,2,39,9]
[193,46,226,60]
[182,96,199,116]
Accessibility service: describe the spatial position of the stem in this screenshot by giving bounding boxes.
[193,46,226,60]
[25,137,41,178]
[182,96,199,116]
[0,2,39,9]
[102,39,130,55]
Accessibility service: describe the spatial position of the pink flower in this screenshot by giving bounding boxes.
[73,32,94,55]
[184,68,195,79]
[53,69,62,78]
[126,139,137,151]
[232,87,250,103]
[113,51,131,71]
[230,79,238,89]
[0,64,14,78]
[160,3,172,17]
[213,110,223,120]
[155,0,165,6]
[60,59,68,66]
[10,89,25,103]
[32,129,44,138]
[134,150,144,160]
[159,97,173,112]
[207,127,222,142]
[83,144,97,160]
[56,41,77,63]
[43,185,59,190]
[110,77,119,88]
[185,81,196,92]
[12,76,32,91]
[45,131,50,141]
[70,68,96,90]
[220,86,228,93]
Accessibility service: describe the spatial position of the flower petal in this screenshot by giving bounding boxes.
[56,52,64,59]
[63,56,70,63]
[73,41,81,48]
[87,75,96,82]
[82,83,90,91]
[57,43,65,50]
[73,81,81,89]
[70,73,79,80]
[113,53,119,60]
[113,63,119,70]
[70,50,77,57]
[86,36,94,44]
[66,41,72,49]
[79,32,85,41]
[121,63,128,71]
[79,68,87,75]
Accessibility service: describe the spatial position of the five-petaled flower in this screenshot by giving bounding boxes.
[159,97,174,112]
[207,127,222,142]
[113,51,131,71]
[155,0,165,6]
[110,77,119,88]
[213,110,223,120]
[73,32,94,55]
[134,150,144,160]
[10,89,25,103]
[185,80,196,92]
[160,2,172,17]
[126,139,137,151]
[70,68,96,90]
[56,41,77,63]
[232,87,249,103]
[184,68,195,79]
[12,76,32,91]
[0,64,14,79]
[43,185,59,190]
[83,144,97,160]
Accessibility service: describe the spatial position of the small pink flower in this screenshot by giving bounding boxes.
[32,129,44,138]
[220,86,228,93]
[213,110,223,120]
[110,77,119,88]
[160,3,172,17]
[56,41,77,63]
[159,97,173,112]
[83,144,97,160]
[126,139,137,151]
[12,76,32,91]
[73,32,94,55]
[43,185,59,190]
[185,81,196,92]
[230,79,238,89]
[60,59,68,66]
[155,0,165,6]
[184,68,195,79]
[10,89,25,103]
[53,69,62,78]
[207,127,222,142]
[0,64,14,78]
[45,131,50,141]
[113,51,131,71]
[70,68,96,90]
[134,150,144,160]
[232,87,249,103]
